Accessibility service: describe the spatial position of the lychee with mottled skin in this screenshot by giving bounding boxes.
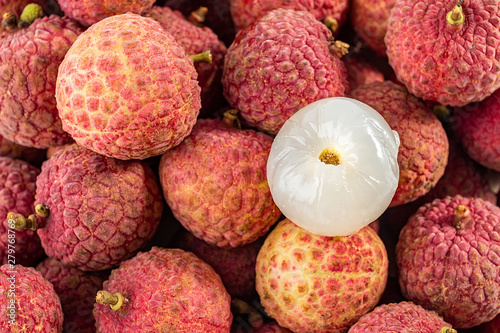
[350,80,449,207]
[343,53,385,91]
[0,264,63,332]
[93,246,233,332]
[0,14,83,148]
[8,143,164,271]
[222,8,350,135]
[229,0,349,34]
[159,117,281,247]
[0,134,46,167]
[57,0,155,27]
[256,219,388,333]
[0,156,44,267]
[385,0,500,106]
[349,0,396,56]
[36,257,107,333]
[452,87,500,172]
[347,301,457,333]
[396,195,500,328]
[56,13,202,160]
[143,5,227,117]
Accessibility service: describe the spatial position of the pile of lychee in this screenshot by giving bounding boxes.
[0,0,499,332]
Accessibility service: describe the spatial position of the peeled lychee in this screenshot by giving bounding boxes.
[256,219,388,332]
[347,301,456,332]
[0,14,83,148]
[350,80,449,207]
[57,0,155,27]
[229,0,349,34]
[396,195,500,328]
[222,8,350,135]
[0,264,63,332]
[93,246,233,332]
[385,0,500,106]
[159,117,281,247]
[452,87,500,172]
[55,13,202,160]
[36,257,107,333]
[9,143,163,271]
[0,156,44,267]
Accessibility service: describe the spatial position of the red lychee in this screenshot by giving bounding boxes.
[343,53,385,91]
[55,13,202,160]
[93,246,233,332]
[396,195,500,328]
[159,117,281,247]
[385,0,500,106]
[256,219,388,333]
[0,134,47,167]
[222,8,350,135]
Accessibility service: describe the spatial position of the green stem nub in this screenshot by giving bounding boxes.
[18,3,44,28]
[7,212,39,230]
[188,6,208,26]
[440,327,458,333]
[222,109,241,129]
[323,16,339,35]
[446,1,465,27]
[35,203,50,218]
[96,291,126,311]
[319,147,342,166]
[2,12,18,29]
[189,50,213,64]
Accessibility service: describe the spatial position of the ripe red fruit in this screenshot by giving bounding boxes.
[94,246,233,332]
[396,195,500,328]
[385,0,500,106]
[343,53,385,91]
[222,8,349,135]
[0,264,63,332]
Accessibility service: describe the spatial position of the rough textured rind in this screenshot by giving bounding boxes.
[230,0,349,33]
[93,247,233,332]
[0,264,63,332]
[159,118,281,247]
[143,5,227,117]
[343,53,385,91]
[350,0,396,56]
[256,219,388,333]
[350,80,449,207]
[57,0,155,27]
[0,134,47,166]
[452,87,500,172]
[385,0,500,106]
[396,195,500,328]
[34,144,163,271]
[347,301,455,332]
[36,257,107,333]
[56,13,201,160]
[0,157,44,267]
[222,8,349,135]
[0,15,83,148]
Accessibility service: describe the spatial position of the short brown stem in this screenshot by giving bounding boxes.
[222,109,241,129]
[440,327,458,333]
[7,212,39,230]
[2,12,18,29]
[453,205,470,230]
[323,16,339,35]
[189,50,212,64]
[96,291,126,311]
[319,147,342,166]
[329,40,350,59]
[188,6,208,26]
[35,203,50,218]
[446,1,465,26]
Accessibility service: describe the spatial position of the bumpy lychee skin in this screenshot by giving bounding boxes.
[348,301,456,332]
[143,5,227,117]
[0,15,83,148]
[32,143,164,271]
[56,13,201,160]
[0,134,47,166]
[230,0,349,33]
[452,87,500,172]
[350,0,396,56]
[57,0,155,27]
[36,257,107,333]
[222,8,350,135]
[256,219,388,333]
[396,195,500,328]
[159,118,281,247]
[0,157,44,267]
[350,80,449,207]
[343,53,385,91]
[0,264,63,332]
[94,246,233,332]
[385,0,500,107]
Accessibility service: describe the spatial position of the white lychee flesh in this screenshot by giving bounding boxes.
[267,97,400,236]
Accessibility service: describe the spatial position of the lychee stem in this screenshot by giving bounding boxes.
[440,327,458,333]
[7,212,39,230]
[96,291,127,311]
[189,50,213,64]
[18,3,44,28]
[231,299,264,330]
[319,147,342,166]
[188,6,208,26]
[329,40,350,59]
[323,16,339,35]
[453,204,470,230]
[35,203,50,218]
[2,12,18,29]
[446,0,465,27]
[222,109,241,129]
